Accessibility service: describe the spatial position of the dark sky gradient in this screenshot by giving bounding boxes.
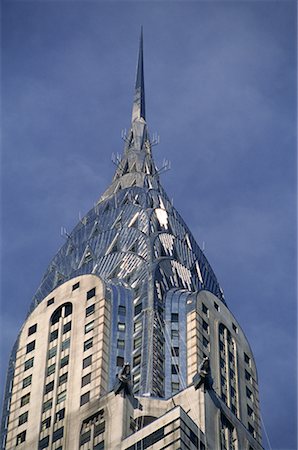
[1,2,297,449]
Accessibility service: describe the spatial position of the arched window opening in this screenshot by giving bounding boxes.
[50,303,73,326]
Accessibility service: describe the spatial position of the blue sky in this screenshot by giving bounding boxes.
[1,1,297,448]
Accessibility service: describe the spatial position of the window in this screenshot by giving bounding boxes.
[172,382,179,392]
[60,355,69,369]
[94,421,105,437]
[48,346,57,359]
[44,381,54,394]
[38,436,49,449]
[41,417,51,431]
[72,281,80,291]
[63,321,71,334]
[202,303,208,315]
[232,323,238,333]
[18,412,28,426]
[133,354,141,367]
[245,369,252,382]
[22,375,32,389]
[86,304,95,317]
[230,386,236,398]
[85,321,94,334]
[47,298,54,306]
[244,352,251,365]
[80,430,91,446]
[214,302,219,311]
[171,329,179,339]
[133,336,141,350]
[203,336,209,348]
[57,391,66,404]
[28,324,37,336]
[24,357,34,371]
[61,338,70,351]
[55,408,65,422]
[202,319,209,333]
[87,287,96,300]
[83,355,92,369]
[171,313,178,322]
[171,347,179,357]
[26,341,35,354]
[133,372,140,384]
[247,405,254,417]
[20,393,30,407]
[59,372,68,386]
[57,390,66,405]
[80,391,90,406]
[65,303,72,317]
[171,365,178,374]
[52,427,64,442]
[84,338,93,351]
[94,442,105,450]
[117,356,125,367]
[16,431,26,445]
[47,363,56,376]
[118,322,125,332]
[50,329,58,342]
[248,423,255,436]
[117,339,125,349]
[42,399,52,412]
[134,303,142,315]
[81,373,91,387]
[118,305,126,315]
[246,387,253,400]
[134,321,142,333]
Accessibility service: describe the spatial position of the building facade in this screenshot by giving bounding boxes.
[1,32,263,450]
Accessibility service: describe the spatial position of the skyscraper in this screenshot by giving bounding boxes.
[1,31,263,450]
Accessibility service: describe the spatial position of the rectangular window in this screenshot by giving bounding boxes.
[55,408,65,422]
[94,442,105,450]
[171,365,178,374]
[202,319,209,333]
[245,369,252,381]
[171,347,179,357]
[133,354,141,367]
[80,430,91,446]
[133,336,141,350]
[214,302,219,311]
[61,338,70,351]
[86,287,96,300]
[44,381,54,394]
[38,436,49,449]
[18,412,28,426]
[94,422,105,437]
[118,305,126,315]
[171,329,179,339]
[48,346,57,359]
[171,313,178,322]
[22,375,32,389]
[63,321,71,334]
[80,391,90,406]
[84,338,93,351]
[59,372,68,386]
[42,399,52,412]
[47,363,56,376]
[83,355,92,369]
[41,417,51,431]
[16,431,26,445]
[50,329,58,342]
[26,341,35,354]
[86,304,95,317]
[24,357,34,371]
[247,405,254,417]
[246,387,253,400]
[134,303,142,315]
[134,321,142,333]
[244,352,251,365]
[52,427,64,442]
[117,339,125,349]
[248,423,255,436]
[28,324,37,336]
[202,303,208,315]
[118,322,126,332]
[72,281,80,291]
[47,298,54,306]
[117,356,125,367]
[85,321,94,334]
[203,336,209,348]
[57,391,66,404]
[20,393,30,407]
[171,382,179,392]
[81,373,91,387]
[60,355,69,369]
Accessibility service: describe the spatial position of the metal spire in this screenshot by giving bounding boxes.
[132,27,146,122]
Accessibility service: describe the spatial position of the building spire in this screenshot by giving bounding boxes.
[132,27,146,122]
